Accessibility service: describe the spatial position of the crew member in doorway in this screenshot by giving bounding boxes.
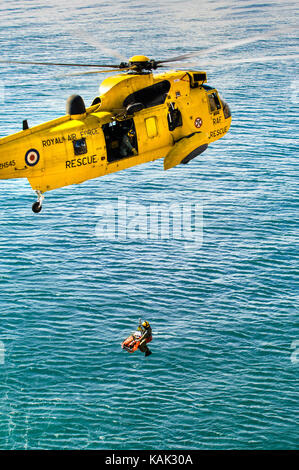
[138,320,152,357]
[119,128,137,157]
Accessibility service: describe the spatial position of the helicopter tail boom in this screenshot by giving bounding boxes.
[0,133,37,180]
[0,113,72,182]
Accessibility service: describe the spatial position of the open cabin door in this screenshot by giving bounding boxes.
[102,118,138,163]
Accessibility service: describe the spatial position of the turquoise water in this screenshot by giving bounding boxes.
[0,0,298,450]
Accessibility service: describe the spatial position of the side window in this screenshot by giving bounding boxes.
[208,92,221,113]
[73,138,87,155]
[145,117,158,138]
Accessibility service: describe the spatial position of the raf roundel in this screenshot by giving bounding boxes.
[194,117,202,129]
[25,149,40,167]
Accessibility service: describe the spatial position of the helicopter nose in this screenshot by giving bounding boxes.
[221,99,231,119]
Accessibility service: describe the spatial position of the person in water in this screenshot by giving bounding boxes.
[138,320,152,357]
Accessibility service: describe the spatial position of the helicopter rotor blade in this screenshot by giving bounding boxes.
[156,36,265,65]
[199,31,284,56]
[73,29,127,63]
[156,53,196,64]
[156,28,297,65]
[65,66,137,77]
[173,53,299,69]
[204,54,299,67]
[0,59,122,68]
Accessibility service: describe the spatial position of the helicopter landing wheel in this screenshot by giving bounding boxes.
[32,201,42,213]
[32,191,44,213]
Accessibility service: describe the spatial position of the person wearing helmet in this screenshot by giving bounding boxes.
[119,127,137,157]
[138,320,152,357]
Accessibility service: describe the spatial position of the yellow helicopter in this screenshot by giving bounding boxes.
[0,54,231,212]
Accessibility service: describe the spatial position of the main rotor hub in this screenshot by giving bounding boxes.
[127,55,158,72]
[129,55,150,64]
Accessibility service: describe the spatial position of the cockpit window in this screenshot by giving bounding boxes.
[123,80,171,109]
[220,98,231,119]
[208,92,222,113]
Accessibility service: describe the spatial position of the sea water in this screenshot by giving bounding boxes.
[0,0,298,450]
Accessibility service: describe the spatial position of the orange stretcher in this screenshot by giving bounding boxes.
[122,331,152,353]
